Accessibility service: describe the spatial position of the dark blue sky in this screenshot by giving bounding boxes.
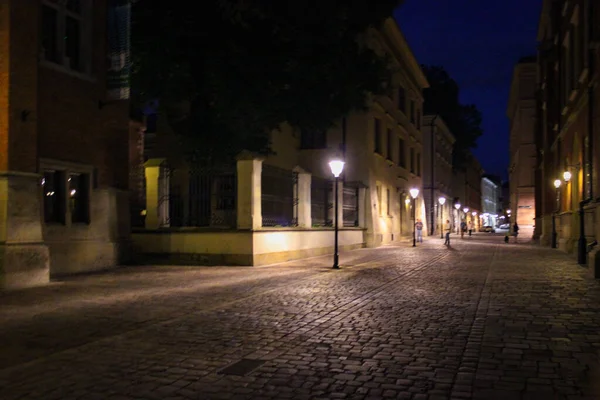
[395,0,541,179]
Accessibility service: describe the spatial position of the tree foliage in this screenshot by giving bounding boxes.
[131,0,404,164]
[421,65,483,170]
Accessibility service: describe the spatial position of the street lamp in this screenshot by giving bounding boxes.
[329,159,345,269]
[563,170,572,182]
[410,188,419,247]
[552,179,561,249]
[454,203,461,234]
[438,197,446,239]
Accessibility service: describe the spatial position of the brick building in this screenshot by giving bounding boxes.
[536,0,600,269]
[0,0,131,289]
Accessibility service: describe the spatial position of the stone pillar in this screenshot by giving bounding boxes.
[237,153,263,230]
[294,167,311,228]
[144,158,166,230]
[0,172,50,289]
[336,180,344,228]
[358,187,367,228]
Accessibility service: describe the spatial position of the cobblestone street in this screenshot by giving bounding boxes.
[2,234,600,399]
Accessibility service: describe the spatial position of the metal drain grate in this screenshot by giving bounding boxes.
[218,358,266,376]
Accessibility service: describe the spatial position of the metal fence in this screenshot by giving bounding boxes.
[261,165,298,227]
[167,165,237,228]
[311,176,332,227]
[343,185,359,227]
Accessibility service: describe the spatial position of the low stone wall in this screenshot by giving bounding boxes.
[131,228,366,266]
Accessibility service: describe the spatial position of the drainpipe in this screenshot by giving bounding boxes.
[430,115,438,235]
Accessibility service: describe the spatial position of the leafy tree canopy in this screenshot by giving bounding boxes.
[131,0,404,164]
[421,65,483,170]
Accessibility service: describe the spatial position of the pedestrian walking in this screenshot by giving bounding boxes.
[513,222,519,243]
[468,221,474,236]
[460,221,466,239]
[444,219,451,246]
[415,219,424,243]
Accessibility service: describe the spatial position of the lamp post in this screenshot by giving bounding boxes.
[329,159,345,269]
[410,188,419,247]
[438,197,446,239]
[454,203,461,234]
[552,179,561,249]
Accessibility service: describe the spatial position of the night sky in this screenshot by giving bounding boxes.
[395,0,542,180]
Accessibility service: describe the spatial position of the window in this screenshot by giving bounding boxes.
[386,128,393,160]
[69,173,90,223]
[410,147,415,173]
[300,130,327,149]
[410,101,415,124]
[398,138,406,168]
[41,0,89,73]
[416,153,421,176]
[398,87,406,113]
[374,118,382,154]
[43,170,66,223]
[386,188,390,216]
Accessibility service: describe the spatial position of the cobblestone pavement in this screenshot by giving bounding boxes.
[2,234,600,399]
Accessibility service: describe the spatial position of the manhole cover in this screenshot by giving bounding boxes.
[218,358,266,376]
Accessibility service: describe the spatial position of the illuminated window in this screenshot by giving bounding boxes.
[69,173,90,223]
[43,170,65,224]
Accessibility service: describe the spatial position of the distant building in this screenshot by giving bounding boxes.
[536,0,600,269]
[422,115,455,236]
[451,153,483,232]
[0,0,131,289]
[507,57,537,240]
[481,175,501,227]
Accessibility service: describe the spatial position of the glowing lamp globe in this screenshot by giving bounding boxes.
[409,188,419,199]
[328,160,345,178]
[438,197,446,205]
[554,179,562,189]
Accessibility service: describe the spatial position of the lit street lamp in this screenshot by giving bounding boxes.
[438,197,446,239]
[552,179,561,249]
[329,159,345,269]
[454,203,461,234]
[410,188,419,247]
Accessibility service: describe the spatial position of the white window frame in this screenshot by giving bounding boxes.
[40,158,93,226]
[40,0,93,78]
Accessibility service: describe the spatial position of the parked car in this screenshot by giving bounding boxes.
[482,226,495,233]
[499,223,510,229]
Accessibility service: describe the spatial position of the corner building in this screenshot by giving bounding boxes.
[0,0,131,289]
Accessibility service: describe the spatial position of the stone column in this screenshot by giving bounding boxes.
[336,180,344,228]
[236,153,263,230]
[294,167,311,228]
[0,172,50,289]
[144,158,166,230]
[358,187,367,228]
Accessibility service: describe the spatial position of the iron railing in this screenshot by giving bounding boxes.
[311,176,332,227]
[261,165,298,227]
[167,165,236,228]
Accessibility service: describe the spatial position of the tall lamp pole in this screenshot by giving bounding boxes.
[552,179,561,249]
[410,188,419,247]
[454,203,461,234]
[438,197,446,239]
[329,159,345,269]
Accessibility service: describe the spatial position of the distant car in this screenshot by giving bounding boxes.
[499,223,510,229]
[482,226,495,233]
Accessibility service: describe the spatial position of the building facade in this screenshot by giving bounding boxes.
[0,0,131,289]
[507,57,537,240]
[133,18,429,264]
[481,175,501,227]
[536,0,600,269]
[422,115,455,236]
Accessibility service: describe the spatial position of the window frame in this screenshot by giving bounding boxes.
[40,0,93,77]
[40,159,93,226]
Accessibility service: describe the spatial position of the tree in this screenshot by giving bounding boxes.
[131,0,404,165]
[421,65,483,170]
